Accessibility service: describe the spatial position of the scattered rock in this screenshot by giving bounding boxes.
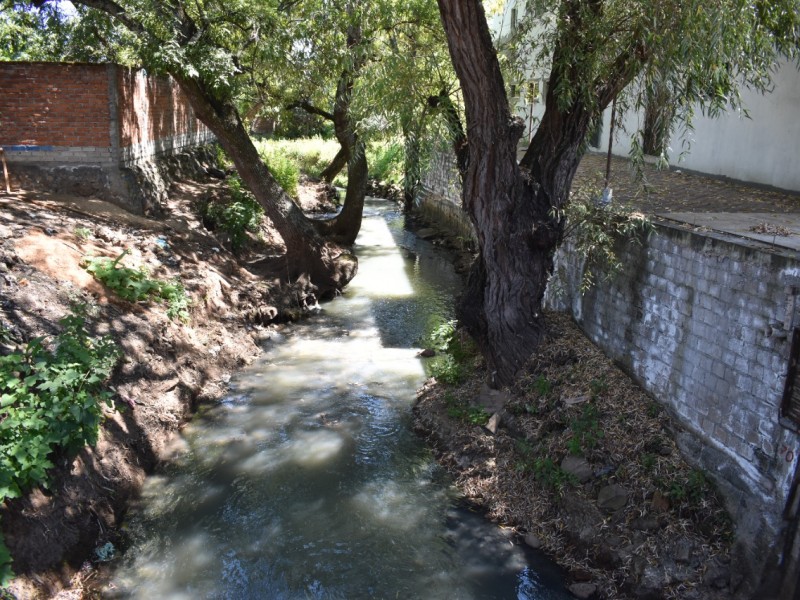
[561,456,593,483]
[485,412,501,434]
[564,395,589,406]
[568,582,597,599]
[631,516,660,531]
[597,484,628,512]
[673,538,694,563]
[417,348,436,358]
[651,490,670,513]
[523,532,542,549]
[416,228,439,240]
[0,225,13,239]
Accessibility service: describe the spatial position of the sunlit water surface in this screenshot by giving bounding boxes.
[105,200,570,599]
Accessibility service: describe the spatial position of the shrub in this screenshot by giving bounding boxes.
[367,140,404,184]
[199,176,264,254]
[83,251,191,321]
[0,305,120,584]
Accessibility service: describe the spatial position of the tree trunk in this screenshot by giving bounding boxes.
[438,0,594,386]
[310,24,367,245]
[173,75,357,296]
[320,145,349,183]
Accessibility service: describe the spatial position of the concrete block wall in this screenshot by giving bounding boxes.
[547,223,800,576]
[417,145,476,245]
[0,62,214,213]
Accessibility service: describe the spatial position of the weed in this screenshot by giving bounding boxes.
[199,176,265,253]
[0,304,120,584]
[530,375,552,397]
[514,441,576,490]
[589,377,608,399]
[443,392,489,425]
[646,401,661,418]
[566,403,604,456]
[74,227,92,241]
[83,251,191,321]
[641,452,656,473]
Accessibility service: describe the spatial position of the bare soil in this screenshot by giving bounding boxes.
[0,177,328,599]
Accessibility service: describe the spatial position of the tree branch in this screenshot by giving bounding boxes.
[286,99,335,122]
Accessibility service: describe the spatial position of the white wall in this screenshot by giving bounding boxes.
[600,60,800,192]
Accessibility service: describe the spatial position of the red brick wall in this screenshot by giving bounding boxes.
[116,67,209,149]
[0,62,111,148]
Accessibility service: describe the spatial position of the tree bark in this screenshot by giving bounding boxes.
[437,0,595,386]
[174,75,357,296]
[309,22,368,245]
[319,145,349,183]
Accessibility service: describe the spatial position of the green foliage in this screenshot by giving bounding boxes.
[73,227,92,242]
[554,187,653,293]
[514,440,576,490]
[83,251,191,320]
[426,319,478,386]
[199,176,264,254]
[566,403,604,456]
[254,138,340,179]
[255,147,300,198]
[367,141,404,184]
[668,469,710,504]
[0,304,120,585]
[444,393,490,426]
[530,375,552,397]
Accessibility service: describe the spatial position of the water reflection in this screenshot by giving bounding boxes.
[105,200,569,599]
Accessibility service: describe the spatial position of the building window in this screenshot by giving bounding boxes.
[511,7,518,31]
[527,81,540,103]
[510,84,518,98]
[782,327,800,427]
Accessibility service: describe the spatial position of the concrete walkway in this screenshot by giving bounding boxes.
[574,152,800,252]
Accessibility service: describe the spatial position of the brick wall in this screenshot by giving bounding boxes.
[116,67,212,164]
[547,223,800,574]
[0,62,215,213]
[0,62,111,148]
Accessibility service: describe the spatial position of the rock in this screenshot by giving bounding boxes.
[523,532,542,549]
[561,456,593,483]
[416,228,439,240]
[568,582,597,599]
[651,490,670,512]
[597,484,628,512]
[631,516,660,531]
[0,225,13,239]
[417,348,436,358]
[485,412,501,434]
[673,537,693,563]
[703,564,730,589]
[476,383,511,413]
[564,395,589,406]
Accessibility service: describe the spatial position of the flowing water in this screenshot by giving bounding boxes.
[105,200,570,599]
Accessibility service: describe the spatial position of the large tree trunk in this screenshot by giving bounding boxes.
[320,145,349,183]
[437,0,594,386]
[310,23,367,246]
[174,75,357,296]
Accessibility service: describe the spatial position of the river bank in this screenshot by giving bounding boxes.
[0,175,334,599]
[410,234,743,599]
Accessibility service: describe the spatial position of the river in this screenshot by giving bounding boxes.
[103,199,570,599]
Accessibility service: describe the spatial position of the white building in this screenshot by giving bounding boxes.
[492,0,800,193]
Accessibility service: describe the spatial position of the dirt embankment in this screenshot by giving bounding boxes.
[0,178,325,599]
